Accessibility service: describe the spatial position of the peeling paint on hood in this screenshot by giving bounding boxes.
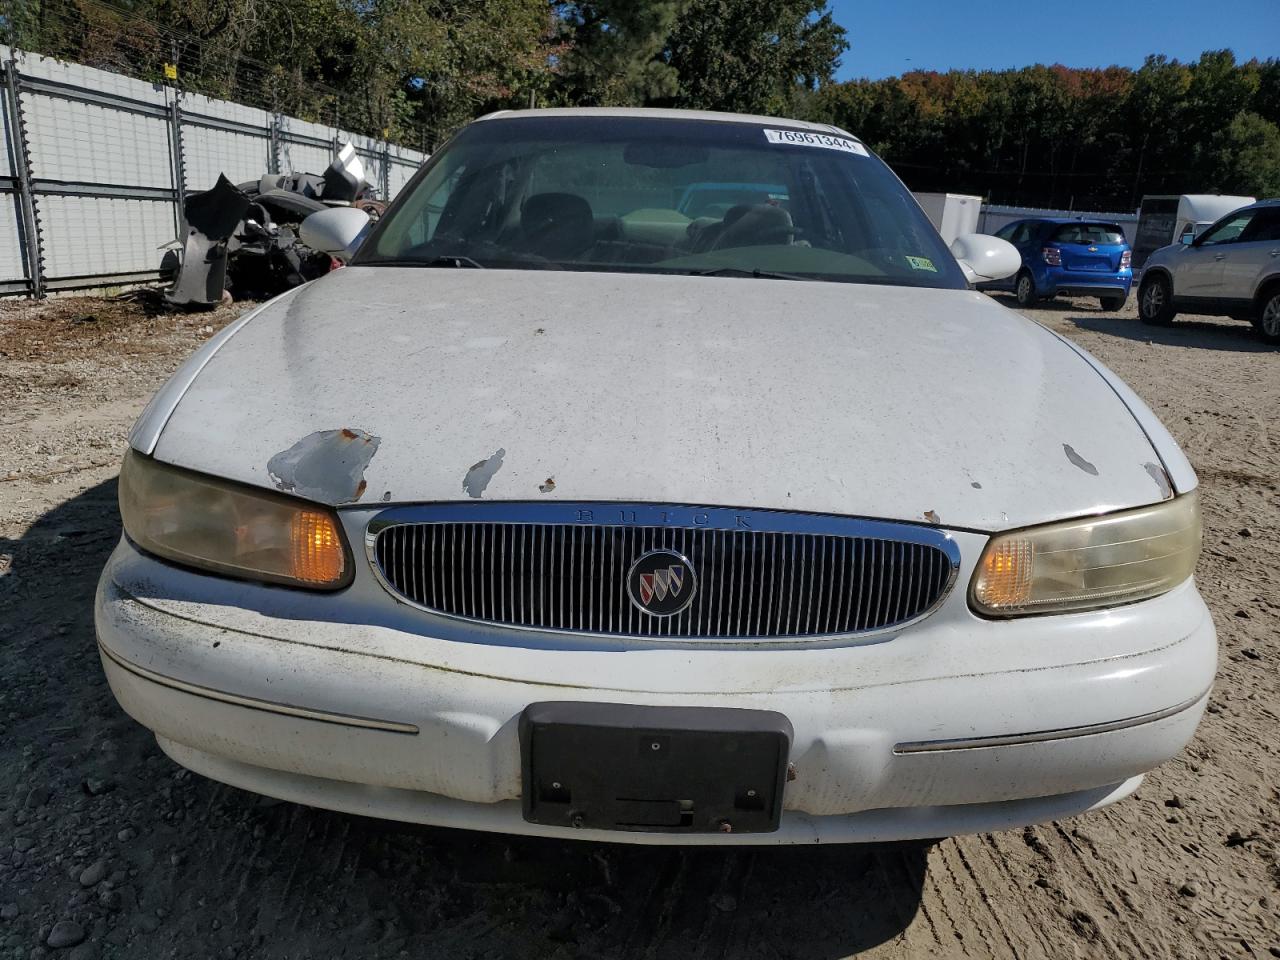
[266,428,380,503]
[150,267,1168,529]
[1063,444,1099,477]
[1144,461,1174,500]
[462,448,505,498]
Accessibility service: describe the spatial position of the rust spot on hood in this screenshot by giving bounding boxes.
[267,428,380,504]
[923,510,940,525]
[539,477,556,493]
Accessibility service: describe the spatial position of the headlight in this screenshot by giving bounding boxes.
[971,491,1200,616]
[119,450,351,589]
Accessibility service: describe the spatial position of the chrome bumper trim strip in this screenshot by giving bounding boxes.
[98,641,419,735]
[893,689,1210,754]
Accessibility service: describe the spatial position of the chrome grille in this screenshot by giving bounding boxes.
[369,506,956,640]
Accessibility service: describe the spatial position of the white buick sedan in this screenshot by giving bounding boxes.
[97,108,1215,844]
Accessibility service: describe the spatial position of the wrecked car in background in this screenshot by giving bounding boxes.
[98,107,1214,845]
[162,143,385,307]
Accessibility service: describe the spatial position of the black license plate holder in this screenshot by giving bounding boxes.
[520,702,793,834]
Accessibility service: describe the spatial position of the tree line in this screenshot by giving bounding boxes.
[8,0,1279,208]
[810,52,1280,209]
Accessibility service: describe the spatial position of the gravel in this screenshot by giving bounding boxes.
[45,921,85,949]
[77,862,107,889]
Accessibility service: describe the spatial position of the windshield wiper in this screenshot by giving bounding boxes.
[685,266,809,281]
[364,255,485,268]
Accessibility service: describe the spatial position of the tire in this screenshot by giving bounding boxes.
[1252,288,1280,345]
[1014,271,1038,308]
[1138,274,1177,326]
[1099,295,1126,312]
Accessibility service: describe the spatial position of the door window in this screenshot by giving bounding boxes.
[1001,222,1034,245]
[1238,208,1280,243]
[1198,212,1255,246]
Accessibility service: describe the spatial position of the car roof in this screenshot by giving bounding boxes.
[475,106,856,138]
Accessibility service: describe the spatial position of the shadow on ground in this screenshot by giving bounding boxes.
[0,480,929,959]
[985,292,1115,314]
[1063,314,1273,353]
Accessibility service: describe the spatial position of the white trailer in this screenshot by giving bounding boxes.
[914,192,983,245]
[1132,194,1255,270]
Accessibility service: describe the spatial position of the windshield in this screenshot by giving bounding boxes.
[358,115,966,289]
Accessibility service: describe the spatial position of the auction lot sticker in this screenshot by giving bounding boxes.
[764,129,869,156]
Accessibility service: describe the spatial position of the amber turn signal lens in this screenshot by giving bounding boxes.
[976,538,1034,608]
[291,510,346,585]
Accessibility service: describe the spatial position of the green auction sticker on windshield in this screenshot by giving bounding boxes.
[905,255,938,272]
[763,129,869,156]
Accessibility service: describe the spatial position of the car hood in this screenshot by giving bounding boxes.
[149,266,1172,531]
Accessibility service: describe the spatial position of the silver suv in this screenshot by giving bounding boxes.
[1138,199,1280,344]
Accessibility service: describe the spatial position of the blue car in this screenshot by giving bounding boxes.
[979,218,1133,311]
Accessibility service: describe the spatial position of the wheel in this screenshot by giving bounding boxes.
[1099,295,1126,312]
[1253,288,1280,345]
[1138,274,1176,326]
[1014,272,1038,308]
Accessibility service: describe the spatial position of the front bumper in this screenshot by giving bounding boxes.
[96,538,1216,844]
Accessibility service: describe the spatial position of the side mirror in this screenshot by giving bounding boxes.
[950,233,1021,284]
[299,207,372,262]
[1180,231,1195,245]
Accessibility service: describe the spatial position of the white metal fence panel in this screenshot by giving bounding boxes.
[388,144,426,196]
[0,222,23,287]
[23,91,173,187]
[0,54,23,289]
[0,83,10,179]
[182,124,271,191]
[179,91,273,191]
[17,48,167,104]
[277,115,335,180]
[38,195,174,279]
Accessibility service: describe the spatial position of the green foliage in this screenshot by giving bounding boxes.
[552,1,685,105]
[1218,111,1280,196]
[552,0,846,112]
[665,0,848,115]
[812,52,1280,208]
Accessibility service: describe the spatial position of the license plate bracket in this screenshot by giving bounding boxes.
[520,702,792,834]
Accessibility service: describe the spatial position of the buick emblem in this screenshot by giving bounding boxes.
[627,550,697,617]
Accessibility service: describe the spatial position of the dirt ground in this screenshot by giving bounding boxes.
[0,289,1277,960]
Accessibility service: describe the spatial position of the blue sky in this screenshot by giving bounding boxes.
[828,0,1280,81]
